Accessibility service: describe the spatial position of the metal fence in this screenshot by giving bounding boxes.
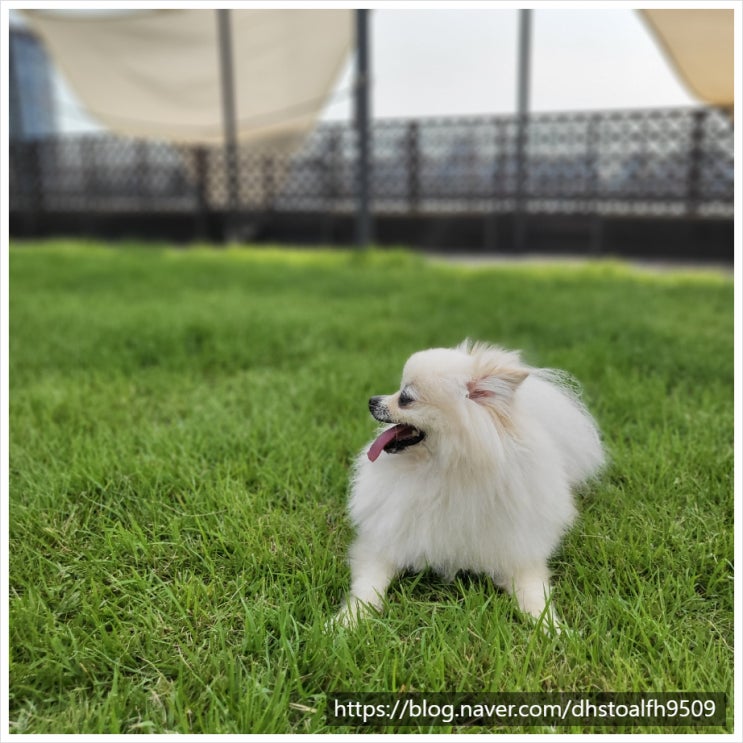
[10,106,733,223]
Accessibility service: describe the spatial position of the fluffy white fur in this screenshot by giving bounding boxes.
[336,340,605,629]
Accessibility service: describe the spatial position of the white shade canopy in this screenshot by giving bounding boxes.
[22,9,353,145]
[640,9,733,110]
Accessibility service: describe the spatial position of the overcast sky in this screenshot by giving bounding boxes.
[12,7,698,134]
[322,8,696,121]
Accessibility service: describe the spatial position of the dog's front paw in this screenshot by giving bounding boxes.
[329,597,377,630]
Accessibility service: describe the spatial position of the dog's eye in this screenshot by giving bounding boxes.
[398,389,415,407]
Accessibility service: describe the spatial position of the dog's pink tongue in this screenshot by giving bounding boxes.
[368,425,403,462]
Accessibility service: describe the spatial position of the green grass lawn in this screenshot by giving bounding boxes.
[8,240,734,733]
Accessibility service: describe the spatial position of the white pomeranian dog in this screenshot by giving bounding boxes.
[336,340,605,629]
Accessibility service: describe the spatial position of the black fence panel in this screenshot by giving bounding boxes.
[9,106,733,258]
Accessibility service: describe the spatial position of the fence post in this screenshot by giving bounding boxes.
[137,140,150,208]
[80,135,101,235]
[17,140,44,235]
[407,121,420,212]
[217,9,240,243]
[324,130,341,242]
[586,114,603,254]
[327,129,341,207]
[262,154,275,213]
[355,8,372,248]
[194,146,210,240]
[514,114,528,252]
[686,108,706,216]
[81,137,96,211]
[80,138,99,236]
[485,118,507,251]
[28,140,45,220]
[586,114,600,204]
[514,9,532,251]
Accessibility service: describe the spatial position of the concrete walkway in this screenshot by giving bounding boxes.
[424,251,734,277]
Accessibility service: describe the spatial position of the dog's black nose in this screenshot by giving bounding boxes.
[369,396,395,424]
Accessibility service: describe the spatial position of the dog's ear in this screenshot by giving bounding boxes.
[467,367,528,403]
[462,342,529,404]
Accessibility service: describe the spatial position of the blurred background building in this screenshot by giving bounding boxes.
[9,26,57,141]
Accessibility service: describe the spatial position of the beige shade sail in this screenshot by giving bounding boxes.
[640,9,734,110]
[21,9,352,146]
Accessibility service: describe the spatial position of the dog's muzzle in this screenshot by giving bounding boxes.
[367,396,426,462]
[369,396,394,423]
